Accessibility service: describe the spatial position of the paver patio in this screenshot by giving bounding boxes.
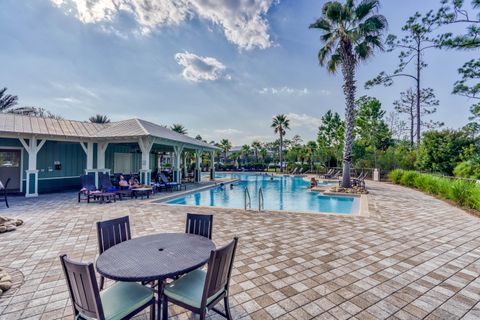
[1,181,480,320]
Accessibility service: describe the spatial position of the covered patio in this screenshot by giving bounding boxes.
[0,114,219,197]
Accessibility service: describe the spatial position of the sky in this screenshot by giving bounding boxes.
[0,0,477,145]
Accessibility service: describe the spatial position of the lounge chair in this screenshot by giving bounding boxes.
[290,167,298,175]
[162,237,239,320]
[353,171,367,189]
[321,169,334,179]
[60,254,155,320]
[297,167,304,175]
[159,173,185,192]
[78,174,102,203]
[0,178,10,208]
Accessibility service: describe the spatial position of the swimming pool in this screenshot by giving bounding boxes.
[161,173,359,214]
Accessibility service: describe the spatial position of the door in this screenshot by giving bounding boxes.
[0,149,21,191]
[114,152,133,174]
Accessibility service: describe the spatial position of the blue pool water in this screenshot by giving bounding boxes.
[162,173,358,214]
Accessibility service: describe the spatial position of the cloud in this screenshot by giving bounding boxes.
[286,112,322,129]
[54,97,82,103]
[174,52,229,82]
[258,87,310,96]
[50,0,276,50]
[213,128,243,135]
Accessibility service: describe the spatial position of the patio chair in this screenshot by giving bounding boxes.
[96,216,131,289]
[78,174,103,203]
[59,254,155,320]
[159,173,185,192]
[162,237,239,320]
[321,169,334,179]
[290,167,298,175]
[353,171,367,189]
[297,167,304,175]
[0,178,10,208]
[186,213,213,239]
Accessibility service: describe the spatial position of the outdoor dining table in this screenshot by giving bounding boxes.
[96,233,216,320]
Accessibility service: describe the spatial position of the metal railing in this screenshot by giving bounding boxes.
[244,187,251,210]
[258,187,264,211]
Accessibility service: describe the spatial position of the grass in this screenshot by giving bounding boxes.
[389,169,480,212]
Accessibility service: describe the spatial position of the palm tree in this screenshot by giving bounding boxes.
[0,87,18,112]
[305,141,318,172]
[171,124,187,134]
[241,144,251,164]
[218,139,232,164]
[310,0,387,187]
[251,140,262,163]
[271,114,290,172]
[89,114,110,124]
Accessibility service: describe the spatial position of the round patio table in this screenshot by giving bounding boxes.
[96,233,215,320]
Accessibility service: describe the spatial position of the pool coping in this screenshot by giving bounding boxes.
[152,177,370,217]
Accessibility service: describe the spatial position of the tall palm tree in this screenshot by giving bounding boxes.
[271,114,290,172]
[89,114,110,124]
[310,0,387,187]
[241,144,251,164]
[171,124,187,134]
[219,139,232,164]
[251,140,262,163]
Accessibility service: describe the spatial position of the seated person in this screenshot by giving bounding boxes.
[118,175,129,189]
[129,176,146,189]
[309,177,318,189]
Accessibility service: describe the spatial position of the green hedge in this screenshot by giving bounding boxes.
[389,169,480,211]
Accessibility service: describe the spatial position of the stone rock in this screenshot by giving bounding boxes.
[0,288,3,296]
[0,216,8,224]
[0,281,12,291]
[0,226,6,233]
[14,219,23,226]
[5,225,16,232]
[1,274,11,282]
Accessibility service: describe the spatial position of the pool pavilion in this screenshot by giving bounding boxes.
[0,114,218,197]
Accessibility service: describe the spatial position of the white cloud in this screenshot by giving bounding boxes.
[50,0,275,50]
[175,52,229,82]
[258,86,310,96]
[286,112,322,129]
[54,97,82,103]
[214,128,243,135]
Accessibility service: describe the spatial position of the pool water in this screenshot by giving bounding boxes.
[162,173,358,214]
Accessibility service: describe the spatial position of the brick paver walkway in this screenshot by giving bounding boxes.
[0,181,480,319]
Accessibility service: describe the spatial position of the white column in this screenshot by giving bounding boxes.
[195,149,202,183]
[19,136,46,197]
[97,142,109,170]
[173,145,184,183]
[138,137,154,185]
[80,141,97,187]
[210,151,215,180]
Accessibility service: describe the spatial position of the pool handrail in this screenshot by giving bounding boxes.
[244,187,251,210]
[258,187,264,211]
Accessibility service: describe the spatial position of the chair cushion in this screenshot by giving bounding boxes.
[79,282,153,320]
[164,269,224,309]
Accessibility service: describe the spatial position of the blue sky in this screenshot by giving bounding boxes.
[0,0,477,145]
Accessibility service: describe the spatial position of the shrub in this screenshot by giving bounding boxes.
[453,161,480,179]
[449,180,476,206]
[400,171,418,187]
[389,169,404,184]
[389,169,480,212]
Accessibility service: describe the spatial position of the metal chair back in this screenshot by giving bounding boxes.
[185,213,213,239]
[59,254,105,320]
[202,237,238,302]
[96,216,131,254]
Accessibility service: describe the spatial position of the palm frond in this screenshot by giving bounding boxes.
[355,0,380,21]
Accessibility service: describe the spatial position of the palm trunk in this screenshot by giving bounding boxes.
[340,44,356,188]
[279,133,283,173]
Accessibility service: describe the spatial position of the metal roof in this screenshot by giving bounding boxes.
[0,114,218,150]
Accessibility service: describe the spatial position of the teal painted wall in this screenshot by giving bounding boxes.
[36,141,86,179]
[105,143,141,174]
